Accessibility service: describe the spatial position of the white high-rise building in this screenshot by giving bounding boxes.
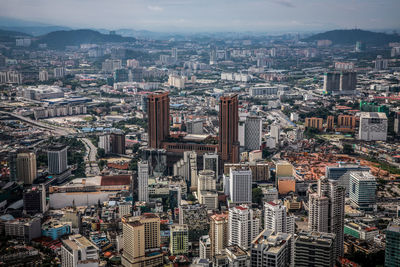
[308,178,345,257]
[264,200,294,234]
[358,112,387,141]
[199,235,211,259]
[349,172,377,211]
[39,70,49,81]
[99,134,110,154]
[229,168,252,204]
[138,161,149,202]
[245,116,262,151]
[228,205,260,250]
[48,145,68,175]
[54,67,65,78]
[270,124,280,146]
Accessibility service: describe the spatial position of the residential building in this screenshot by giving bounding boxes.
[99,134,111,154]
[308,178,345,257]
[305,117,323,131]
[210,213,229,257]
[228,205,260,250]
[199,235,211,259]
[170,224,189,255]
[4,217,41,242]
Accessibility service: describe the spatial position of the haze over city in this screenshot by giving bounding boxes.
[1,0,400,32]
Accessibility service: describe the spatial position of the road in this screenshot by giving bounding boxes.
[1,111,99,176]
[80,138,100,177]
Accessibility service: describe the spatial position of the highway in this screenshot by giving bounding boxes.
[1,111,99,176]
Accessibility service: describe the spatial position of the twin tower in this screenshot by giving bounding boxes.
[147,91,239,164]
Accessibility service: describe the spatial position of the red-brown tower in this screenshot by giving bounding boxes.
[147,91,170,149]
[219,94,239,164]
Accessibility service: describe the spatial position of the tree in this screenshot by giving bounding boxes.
[343,144,354,155]
[252,188,263,205]
[97,148,106,158]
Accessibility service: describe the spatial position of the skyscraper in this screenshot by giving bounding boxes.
[308,178,345,257]
[219,94,239,164]
[228,205,260,250]
[138,161,149,202]
[147,91,170,149]
[111,132,126,154]
[244,116,262,151]
[229,168,252,204]
[385,223,400,267]
[16,151,37,185]
[23,184,47,215]
[199,235,211,259]
[210,213,229,257]
[47,145,68,175]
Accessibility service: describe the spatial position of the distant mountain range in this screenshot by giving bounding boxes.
[36,29,136,49]
[303,29,400,46]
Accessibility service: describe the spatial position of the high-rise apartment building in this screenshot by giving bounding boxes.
[358,112,388,141]
[121,214,162,267]
[199,235,211,259]
[308,178,345,257]
[210,213,229,257]
[305,117,324,130]
[394,112,400,136]
[170,224,189,255]
[111,132,126,154]
[39,70,49,81]
[337,115,356,132]
[229,168,252,204]
[349,171,377,211]
[270,124,280,146]
[16,151,37,185]
[147,91,170,149]
[197,170,216,196]
[138,161,149,202]
[294,231,336,267]
[251,229,292,267]
[323,71,356,94]
[48,145,68,175]
[327,115,334,130]
[219,94,239,164]
[385,223,400,267]
[245,116,262,151]
[264,200,295,235]
[228,205,260,250]
[54,67,65,78]
[99,134,110,154]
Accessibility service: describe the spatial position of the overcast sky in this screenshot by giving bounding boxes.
[1,0,400,32]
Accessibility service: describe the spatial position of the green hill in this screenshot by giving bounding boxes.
[302,29,400,46]
[36,29,136,49]
[0,29,30,42]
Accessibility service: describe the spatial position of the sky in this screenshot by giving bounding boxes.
[1,0,400,32]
